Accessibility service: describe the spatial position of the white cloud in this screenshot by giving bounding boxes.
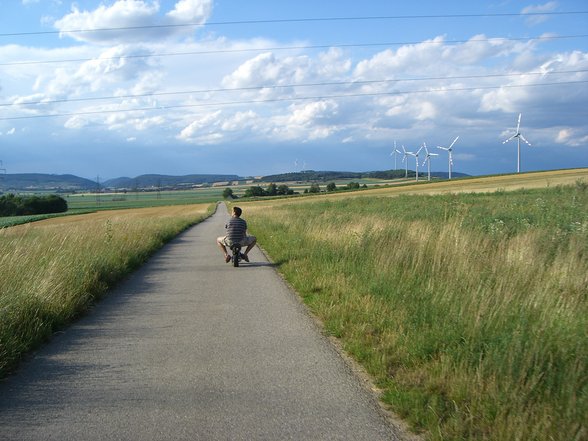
[166,0,212,24]
[220,110,259,132]
[317,48,352,77]
[221,52,312,90]
[354,35,533,81]
[177,110,223,143]
[522,2,558,26]
[64,116,90,129]
[54,0,212,44]
[479,50,588,114]
[555,128,588,147]
[289,100,338,126]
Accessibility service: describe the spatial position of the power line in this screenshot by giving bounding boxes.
[1,80,585,122]
[2,69,586,108]
[1,11,587,37]
[2,34,587,67]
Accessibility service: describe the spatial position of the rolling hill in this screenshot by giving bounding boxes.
[0,169,470,192]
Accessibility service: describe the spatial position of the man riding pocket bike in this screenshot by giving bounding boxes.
[216,206,257,263]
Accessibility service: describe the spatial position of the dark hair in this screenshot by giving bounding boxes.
[233,206,242,217]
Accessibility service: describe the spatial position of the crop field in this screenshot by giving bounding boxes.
[0,203,214,377]
[66,187,224,211]
[241,170,587,441]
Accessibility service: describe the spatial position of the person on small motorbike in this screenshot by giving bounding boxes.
[217,206,257,263]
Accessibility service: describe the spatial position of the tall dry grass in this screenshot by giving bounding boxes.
[0,204,213,376]
[245,184,587,440]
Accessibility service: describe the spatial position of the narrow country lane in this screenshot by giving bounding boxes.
[0,204,409,441]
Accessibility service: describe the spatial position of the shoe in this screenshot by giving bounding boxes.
[241,253,249,262]
[225,255,231,263]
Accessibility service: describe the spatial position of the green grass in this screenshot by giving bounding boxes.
[0,210,95,228]
[0,204,214,377]
[244,183,587,441]
[66,188,223,210]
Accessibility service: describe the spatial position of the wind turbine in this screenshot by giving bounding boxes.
[421,143,439,181]
[502,113,532,173]
[390,141,402,170]
[401,145,410,178]
[437,136,459,180]
[406,145,424,182]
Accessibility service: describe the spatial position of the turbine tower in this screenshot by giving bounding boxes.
[502,113,532,173]
[401,146,410,179]
[406,145,424,182]
[422,143,439,182]
[390,141,402,170]
[437,136,459,180]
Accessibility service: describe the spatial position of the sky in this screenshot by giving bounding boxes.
[0,0,587,180]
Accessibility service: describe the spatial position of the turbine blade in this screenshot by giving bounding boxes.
[449,136,459,148]
[516,113,521,133]
[503,135,516,144]
[520,134,532,146]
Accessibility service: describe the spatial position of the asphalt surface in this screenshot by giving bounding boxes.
[0,205,407,440]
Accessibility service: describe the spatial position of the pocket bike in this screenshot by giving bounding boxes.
[229,243,242,267]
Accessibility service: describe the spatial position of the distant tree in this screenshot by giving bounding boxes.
[0,194,67,217]
[326,182,337,192]
[222,188,234,199]
[308,183,321,193]
[346,182,360,190]
[276,184,290,195]
[244,186,266,198]
[266,183,277,196]
[362,184,368,188]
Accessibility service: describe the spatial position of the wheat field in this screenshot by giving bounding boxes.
[0,203,214,376]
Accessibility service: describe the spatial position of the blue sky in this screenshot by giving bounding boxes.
[1,0,587,179]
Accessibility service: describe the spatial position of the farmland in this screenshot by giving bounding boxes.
[241,169,588,441]
[1,168,586,440]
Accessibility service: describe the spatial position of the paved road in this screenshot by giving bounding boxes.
[0,205,407,440]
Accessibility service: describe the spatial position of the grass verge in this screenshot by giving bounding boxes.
[0,203,215,378]
[244,183,587,441]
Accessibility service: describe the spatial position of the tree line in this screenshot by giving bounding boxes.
[0,194,68,217]
[223,182,368,199]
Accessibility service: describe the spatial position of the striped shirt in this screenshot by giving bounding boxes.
[226,217,248,244]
